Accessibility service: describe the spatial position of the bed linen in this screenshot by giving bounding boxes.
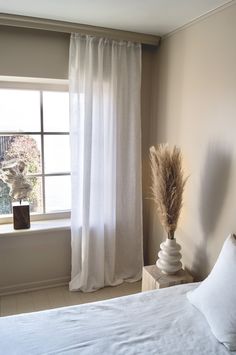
[0,283,233,355]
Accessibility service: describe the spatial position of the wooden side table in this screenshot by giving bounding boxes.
[142,265,193,292]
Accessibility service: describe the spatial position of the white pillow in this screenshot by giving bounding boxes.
[187,234,236,351]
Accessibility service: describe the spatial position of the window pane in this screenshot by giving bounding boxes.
[44,135,70,174]
[45,175,71,212]
[28,135,42,174]
[28,177,43,213]
[0,89,40,132]
[0,176,43,215]
[0,180,11,214]
[0,88,72,217]
[0,135,41,174]
[43,91,69,132]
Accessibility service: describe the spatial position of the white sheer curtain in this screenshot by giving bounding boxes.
[69,34,143,292]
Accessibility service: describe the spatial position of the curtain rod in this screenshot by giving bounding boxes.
[0,13,160,46]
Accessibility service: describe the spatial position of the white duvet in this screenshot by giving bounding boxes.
[0,283,233,355]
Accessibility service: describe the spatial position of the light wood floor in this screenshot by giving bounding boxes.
[0,281,141,317]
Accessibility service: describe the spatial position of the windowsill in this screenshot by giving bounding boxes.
[0,218,71,237]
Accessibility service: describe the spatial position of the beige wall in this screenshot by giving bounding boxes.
[2,7,235,285]
[141,45,156,263]
[0,26,71,294]
[147,4,236,280]
[0,230,71,294]
[0,25,155,291]
[0,26,70,79]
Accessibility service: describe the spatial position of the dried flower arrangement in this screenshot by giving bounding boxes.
[149,144,187,240]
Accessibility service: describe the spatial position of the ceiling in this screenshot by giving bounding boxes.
[0,0,233,36]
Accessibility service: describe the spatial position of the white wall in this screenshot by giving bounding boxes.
[147,3,236,280]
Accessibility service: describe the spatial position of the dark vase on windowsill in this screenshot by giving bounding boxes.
[12,201,30,230]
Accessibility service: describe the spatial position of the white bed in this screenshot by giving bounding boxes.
[0,283,233,355]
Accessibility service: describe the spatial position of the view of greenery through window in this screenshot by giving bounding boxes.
[0,135,41,214]
[0,88,71,216]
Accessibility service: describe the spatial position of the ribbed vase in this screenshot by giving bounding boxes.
[156,238,182,275]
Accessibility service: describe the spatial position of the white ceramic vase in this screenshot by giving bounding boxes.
[156,238,182,275]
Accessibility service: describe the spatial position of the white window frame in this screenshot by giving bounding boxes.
[0,76,71,224]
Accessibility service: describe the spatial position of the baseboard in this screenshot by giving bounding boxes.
[0,276,70,296]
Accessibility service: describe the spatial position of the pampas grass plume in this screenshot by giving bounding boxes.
[149,144,187,239]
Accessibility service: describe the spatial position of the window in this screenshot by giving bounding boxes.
[0,87,71,217]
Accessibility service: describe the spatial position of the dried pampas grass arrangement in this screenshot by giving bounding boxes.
[149,144,187,240]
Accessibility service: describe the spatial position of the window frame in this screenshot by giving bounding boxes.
[0,77,71,224]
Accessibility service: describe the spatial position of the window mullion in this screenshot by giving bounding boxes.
[27,173,70,177]
[40,91,46,214]
[0,132,69,135]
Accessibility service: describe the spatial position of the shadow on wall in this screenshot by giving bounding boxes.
[192,142,232,280]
